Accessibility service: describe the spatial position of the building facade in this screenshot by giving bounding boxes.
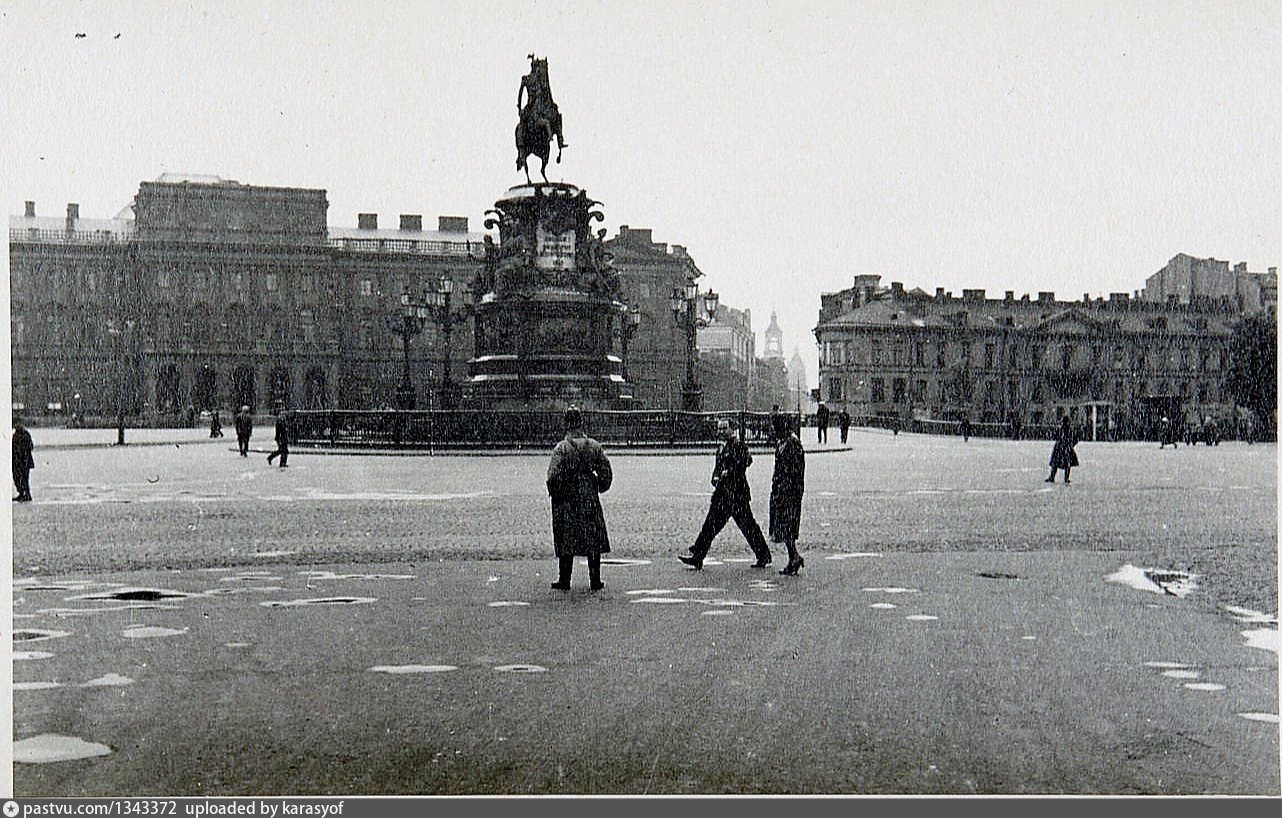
[814,276,1243,439]
[9,176,488,419]
[1144,253,1277,318]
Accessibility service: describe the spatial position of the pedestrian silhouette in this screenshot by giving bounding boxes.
[546,406,612,590]
[680,419,772,570]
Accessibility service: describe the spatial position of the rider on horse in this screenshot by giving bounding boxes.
[518,55,567,154]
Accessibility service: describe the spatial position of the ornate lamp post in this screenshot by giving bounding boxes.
[618,302,641,383]
[670,283,718,412]
[429,275,474,409]
[395,287,432,410]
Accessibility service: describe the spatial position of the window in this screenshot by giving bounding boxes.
[936,341,946,368]
[870,378,885,403]
[266,273,278,292]
[827,377,844,402]
[157,268,170,288]
[914,379,927,402]
[892,378,906,404]
[984,344,995,368]
[914,342,925,366]
[871,340,882,365]
[1061,344,1073,370]
[301,274,314,294]
[360,279,373,296]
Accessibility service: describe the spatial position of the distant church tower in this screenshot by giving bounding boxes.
[763,311,784,359]
[787,345,811,410]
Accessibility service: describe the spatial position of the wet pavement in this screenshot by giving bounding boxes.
[6,431,1278,794]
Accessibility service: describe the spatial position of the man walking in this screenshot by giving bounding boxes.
[12,417,35,502]
[838,408,851,444]
[234,405,253,457]
[679,419,772,570]
[815,402,830,444]
[266,407,290,468]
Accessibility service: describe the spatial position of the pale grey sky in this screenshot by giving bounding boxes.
[4,0,1280,383]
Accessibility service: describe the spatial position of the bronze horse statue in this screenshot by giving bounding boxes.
[516,55,566,183]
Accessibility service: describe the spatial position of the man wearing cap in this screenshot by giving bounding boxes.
[234,405,253,457]
[680,418,772,570]
[546,406,612,590]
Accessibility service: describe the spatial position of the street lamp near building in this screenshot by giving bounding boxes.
[618,302,641,383]
[393,277,474,410]
[429,275,474,408]
[670,283,718,412]
[395,287,432,410]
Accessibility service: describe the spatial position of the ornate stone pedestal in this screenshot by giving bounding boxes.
[466,183,633,409]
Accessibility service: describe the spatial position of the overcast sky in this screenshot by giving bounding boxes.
[3,1,1280,383]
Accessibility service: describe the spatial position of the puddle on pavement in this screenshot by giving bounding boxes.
[1238,712,1280,724]
[13,734,112,764]
[632,597,689,604]
[13,629,72,643]
[627,589,676,596]
[1241,629,1281,655]
[202,586,285,596]
[1183,682,1225,692]
[698,599,787,608]
[1162,669,1200,679]
[370,664,458,674]
[253,550,297,558]
[1021,636,1037,641]
[747,580,778,591]
[1105,564,1198,598]
[1144,661,1191,669]
[870,603,897,610]
[677,587,725,593]
[225,642,251,648]
[494,664,547,673]
[14,681,63,691]
[1225,606,1278,625]
[18,581,122,593]
[72,588,194,603]
[905,615,938,621]
[122,625,189,639]
[37,604,182,616]
[863,587,920,594]
[593,558,652,566]
[13,651,54,661]
[260,597,377,608]
[722,558,757,564]
[977,572,1018,580]
[220,574,284,583]
[826,553,882,560]
[488,601,531,607]
[82,673,133,687]
[702,610,734,616]
[298,571,416,581]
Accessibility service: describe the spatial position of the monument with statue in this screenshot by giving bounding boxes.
[465,55,634,409]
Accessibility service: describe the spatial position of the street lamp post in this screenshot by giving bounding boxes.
[670,282,718,412]
[395,288,431,410]
[430,275,474,409]
[618,302,641,383]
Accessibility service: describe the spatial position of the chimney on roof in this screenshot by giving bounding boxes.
[399,214,422,231]
[1020,294,1030,302]
[1037,291,1054,303]
[891,281,904,297]
[24,201,35,218]
[1234,262,1247,273]
[962,288,985,301]
[1004,290,1014,303]
[65,203,79,234]
[935,287,945,299]
[1269,267,1277,276]
[438,216,468,232]
[358,213,378,230]
[1083,293,1090,304]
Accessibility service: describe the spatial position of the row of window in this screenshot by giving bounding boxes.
[820,338,1226,372]
[827,375,1223,406]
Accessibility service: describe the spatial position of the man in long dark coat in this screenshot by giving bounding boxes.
[769,414,806,575]
[838,408,851,444]
[680,419,772,570]
[546,407,612,590]
[234,405,253,457]
[267,408,290,468]
[815,402,830,444]
[1045,416,1079,483]
[12,417,35,502]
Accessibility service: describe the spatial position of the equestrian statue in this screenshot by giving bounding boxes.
[516,54,568,183]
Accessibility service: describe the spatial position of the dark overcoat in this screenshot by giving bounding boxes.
[710,435,754,507]
[12,426,35,472]
[1049,428,1079,469]
[769,433,805,543]
[547,432,612,557]
[234,411,253,440]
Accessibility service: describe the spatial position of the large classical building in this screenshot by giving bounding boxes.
[9,178,758,419]
[813,276,1246,439]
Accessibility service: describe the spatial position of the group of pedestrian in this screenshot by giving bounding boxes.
[545,408,807,591]
[231,405,290,467]
[813,403,852,444]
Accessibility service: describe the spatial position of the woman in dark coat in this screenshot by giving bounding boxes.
[1045,417,1079,484]
[769,414,806,575]
[546,406,613,590]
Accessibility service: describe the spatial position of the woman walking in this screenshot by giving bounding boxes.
[1045,416,1079,484]
[546,407,613,590]
[769,414,806,575]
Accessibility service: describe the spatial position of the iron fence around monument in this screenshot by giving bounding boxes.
[287,409,800,449]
